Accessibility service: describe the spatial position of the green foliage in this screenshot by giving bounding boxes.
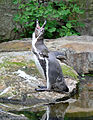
[13,0,84,39]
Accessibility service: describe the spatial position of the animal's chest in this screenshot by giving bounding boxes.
[33,54,46,79]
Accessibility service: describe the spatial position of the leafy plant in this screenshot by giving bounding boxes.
[13,0,84,39]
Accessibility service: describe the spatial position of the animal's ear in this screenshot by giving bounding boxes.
[36,19,40,29]
[41,20,46,28]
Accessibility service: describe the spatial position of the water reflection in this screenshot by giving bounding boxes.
[1,76,93,120]
[41,103,69,120]
[9,103,69,120]
[68,76,93,110]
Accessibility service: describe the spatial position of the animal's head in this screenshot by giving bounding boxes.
[34,20,46,39]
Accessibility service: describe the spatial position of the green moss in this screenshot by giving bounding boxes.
[0,76,5,79]
[62,65,79,80]
[0,61,27,68]
[8,61,27,66]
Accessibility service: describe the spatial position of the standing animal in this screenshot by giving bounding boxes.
[32,20,69,93]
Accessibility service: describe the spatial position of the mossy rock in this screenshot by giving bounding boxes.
[61,63,79,81]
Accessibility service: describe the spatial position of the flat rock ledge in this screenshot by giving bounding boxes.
[0,77,78,106]
[0,68,78,106]
[30,78,78,104]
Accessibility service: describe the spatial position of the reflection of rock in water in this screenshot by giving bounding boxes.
[0,109,28,120]
[41,103,69,120]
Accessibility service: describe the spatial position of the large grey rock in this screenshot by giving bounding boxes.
[45,35,93,74]
[65,50,93,74]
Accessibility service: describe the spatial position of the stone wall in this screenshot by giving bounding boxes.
[76,0,93,36]
[0,0,22,42]
[0,0,93,41]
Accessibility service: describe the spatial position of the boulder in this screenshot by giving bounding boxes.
[66,51,93,74]
[45,35,93,74]
[0,39,31,52]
